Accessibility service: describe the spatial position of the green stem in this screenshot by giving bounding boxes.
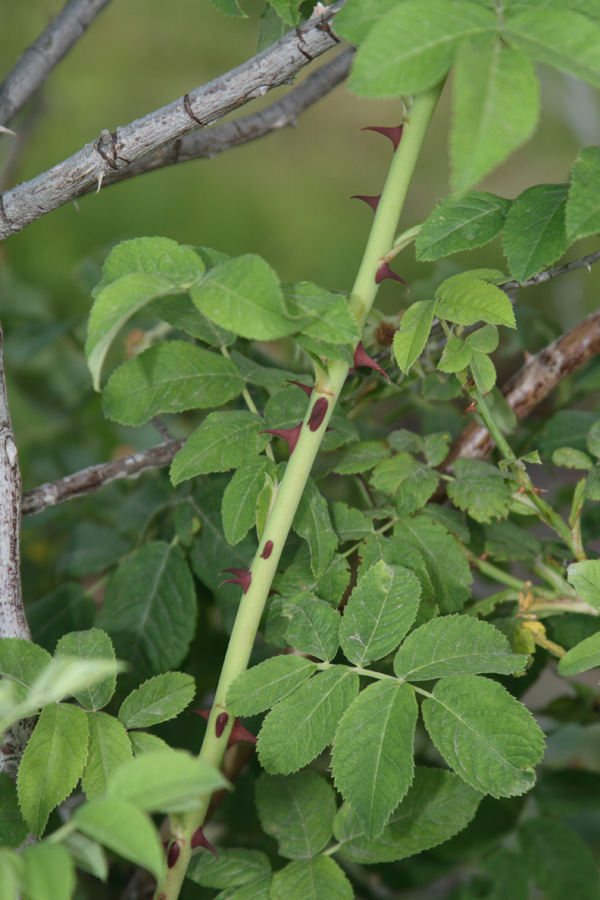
[155,82,444,900]
[470,386,574,550]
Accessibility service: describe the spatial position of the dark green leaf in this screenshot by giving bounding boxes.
[502,183,569,281]
[566,559,600,609]
[332,681,417,838]
[54,628,116,710]
[222,457,277,545]
[257,666,359,774]
[102,341,243,425]
[448,458,511,523]
[416,191,511,261]
[567,146,600,240]
[18,703,89,835]
[292,479,338,577]
[227,656,317,716]
[335,767,481,863]
[394,615,528,680]
[171,411,268,485]
[0,772,28,848]
[519,817,600,900]
[422,675,545,796]
[270,857,353,900]
[187,847,271,887]
[283,594,340,661]
[149,294,235,346]
[97,542,196,680]
[255,771,335,859]
[118,672,196,728]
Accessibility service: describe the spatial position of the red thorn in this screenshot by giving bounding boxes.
[219,567,252,593]
[375,261,409,289]
[351,194,380,213]
[464,401,477,415]
[287,380,313,397]
[260,423,302,453]
[352,342,390,382]
[191,827,218,859]
[228,719,258,747]
[260,540,274,559]
[167,841,180,868]
[308,397,329,432]
[215,712,229,738]
[363,124,404,151]
[268,589,281,597]
[192,710,257,749]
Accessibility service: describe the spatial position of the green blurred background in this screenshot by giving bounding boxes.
[2,0,600,601]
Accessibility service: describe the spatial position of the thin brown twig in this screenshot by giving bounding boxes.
[500,250,600,292]
[441,305,600,471]
[21,439,183,517]
[0,0,113,128]
[0,2,346,240]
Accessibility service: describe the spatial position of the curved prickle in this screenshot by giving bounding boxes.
[219,567,252,593]
[352,341,390,382]
[286,380,313,397]
[260,423,303,453]
[363,123,404,150]
[191,827,218,858]
[375,260,408,288]
[351,194,380,213]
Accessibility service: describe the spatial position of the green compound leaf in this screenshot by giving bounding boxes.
[54,628,116,711]
[447,457,511,523]
[0,772,28,847]
[118,672,196,728]
[72,797,165,882]
[97,541,196,680]
[370,453,439,510]
[467,323,499,353]
[150,294,236,347]
[102,341,243,425]
[292,479,338,577]
[349,0,495,96]
[215,876,271,900]
[326,441,389,476]
[187,846,271,888]
[190,255,298,341]
[227,656,317,716]
[334,0,399,44]
[566,559,600,609]
[86,274,185,392]
[338,560,421,666]
[422,675,545,797]
[469,348,497,394]
[283,594,340,662]
[330,503,373,541]
[451,37,539,192]
[270,857,353,900]
[394,615,528,680]
[222,457,277,545]
[95,237,205,290]
[519,817,600,900]
[435,273,516,328]
[558,630,600,676]
[394,515,472,613]
[171,411,268,485]
[256,771,336,859]
[20,843,75,900]
[18,703,89,835]
[106,749,228,813]
[284,282,360,362]
[128,732,168,756]
[438,337,473,373]
[505,7,600,89]
[332,681,417,839]
[393,299,437,373]
[0,638,51,701]
[81,711,132,799]
[335,767,482,863]
[257,666,359,774]
[502,183,569,281]
[417,191,511,261]
[567,145,600,241]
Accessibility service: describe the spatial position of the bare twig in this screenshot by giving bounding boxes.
[0,0,113,128]
[0,321,34,779]
[0,2,346,240]
[500,250,600,292]
[99,47,354,189]
[442,305,600,470]
[21,439,183,517]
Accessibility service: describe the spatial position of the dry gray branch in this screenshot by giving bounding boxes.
[0,1,346,240]
[0,0,113,128]
[500,250,600,292]
[22,439,183,517]
[100,47,354,188]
